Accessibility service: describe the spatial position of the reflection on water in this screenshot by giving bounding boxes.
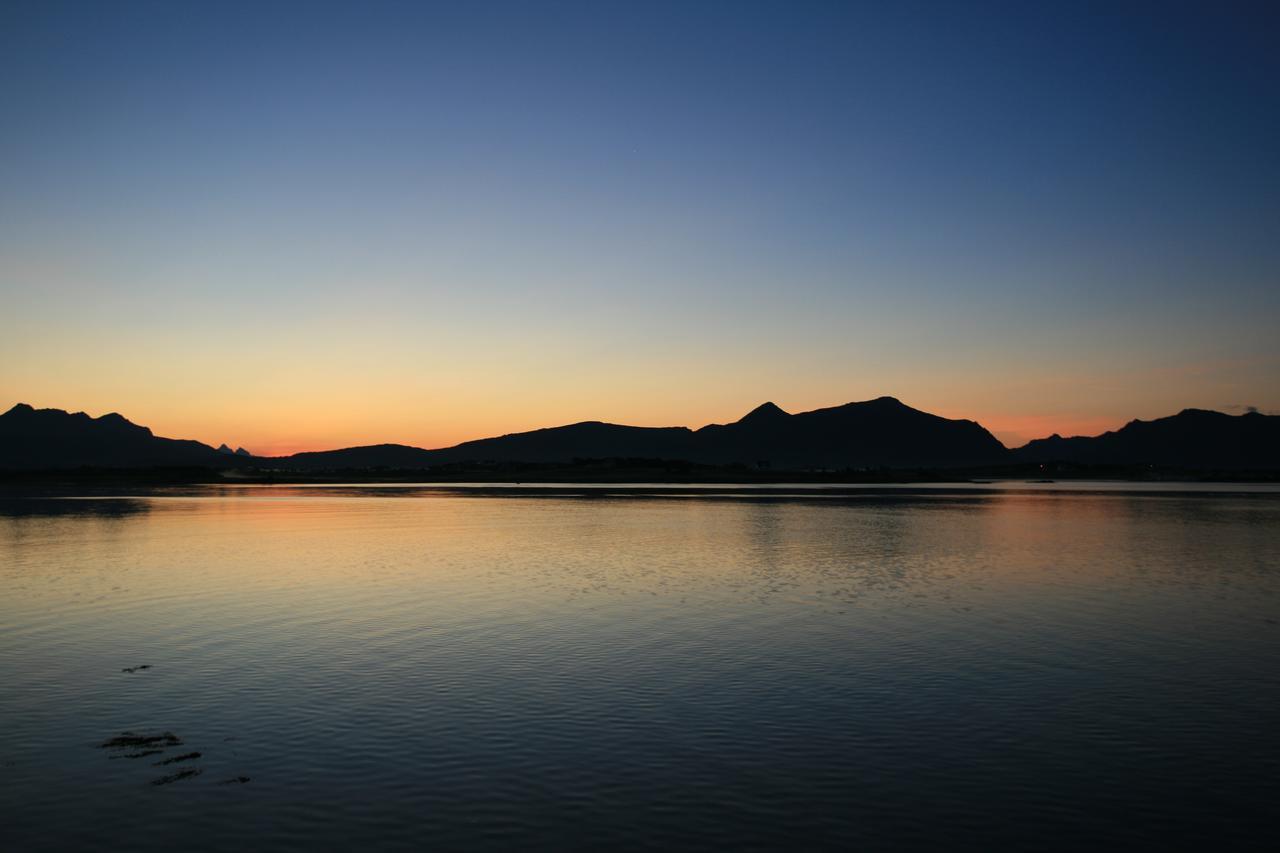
[1,487,1278,850]
[0,497,152,518]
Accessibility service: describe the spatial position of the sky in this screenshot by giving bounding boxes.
[1,1,1277,454]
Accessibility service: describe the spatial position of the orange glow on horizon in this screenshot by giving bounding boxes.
[978,414,1122,450]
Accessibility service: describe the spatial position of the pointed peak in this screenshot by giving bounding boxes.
[235,447,252,457]
[217,443,234,454]
[738,401,789,423]
[3,403,36,417]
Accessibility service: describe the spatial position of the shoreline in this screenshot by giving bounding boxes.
[2,462,1278,488]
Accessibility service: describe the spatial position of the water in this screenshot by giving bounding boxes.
[2,484,1278,850]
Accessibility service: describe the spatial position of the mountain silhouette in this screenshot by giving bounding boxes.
[689,396,1006,469]
[1014,408,1280,469]
[736,401,790,425]
[0,403,237,470]
[274,397,1006,470]
[4,399,1277,473]
[274,443,437,470]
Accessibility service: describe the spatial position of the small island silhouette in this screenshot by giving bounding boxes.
[1,398,1276,479]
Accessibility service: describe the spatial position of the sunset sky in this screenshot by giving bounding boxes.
[2,2,1277,454]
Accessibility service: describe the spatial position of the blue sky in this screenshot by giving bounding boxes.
[2,1,1277,451]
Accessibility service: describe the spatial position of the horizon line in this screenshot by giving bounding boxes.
[5,397,1269,460]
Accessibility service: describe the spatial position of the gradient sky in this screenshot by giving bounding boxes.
[2,1,1277,454]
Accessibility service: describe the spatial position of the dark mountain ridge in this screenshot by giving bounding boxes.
[272,396,1007,471]
[691,396,1006,469]
[1013,408,1279,470]
[0,403,237,470]
[3,399,1276,473]
[430,421,697,465]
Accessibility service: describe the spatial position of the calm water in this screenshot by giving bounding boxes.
[2,484,1278,850]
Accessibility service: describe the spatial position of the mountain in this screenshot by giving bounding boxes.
[276,443,437,470]
[690,396,1007,469]
[272,397,1007,470]
[274,424,697,471]
[429,421,697,466]
[6,399,1277,474]
[0,404,242,470]
[1014,408,1280,470]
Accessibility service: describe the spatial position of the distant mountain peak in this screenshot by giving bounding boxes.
[217,443,234,455]
[3,404,152,436]
[1014,406,1278,469]
[738,401,790,423]
[0,404,236,470]
[235,447,251,457]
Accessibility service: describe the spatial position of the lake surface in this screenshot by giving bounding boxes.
[2,484,1278,850]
